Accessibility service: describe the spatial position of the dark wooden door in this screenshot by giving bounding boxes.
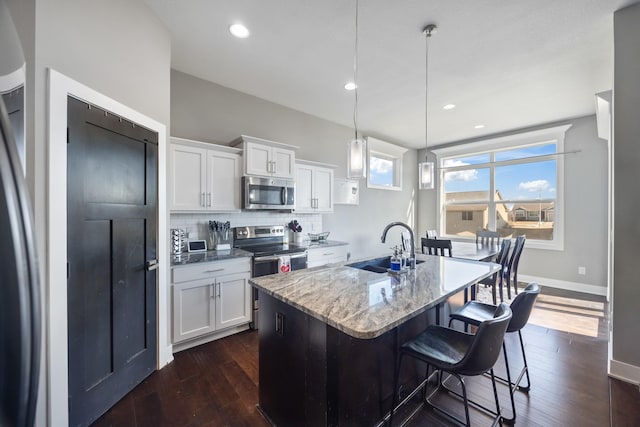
[67,97,158,427]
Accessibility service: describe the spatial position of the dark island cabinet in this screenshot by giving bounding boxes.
[258,291,432,427]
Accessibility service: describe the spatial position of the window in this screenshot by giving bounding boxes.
[367,137,407,191]
[433,125,570,250]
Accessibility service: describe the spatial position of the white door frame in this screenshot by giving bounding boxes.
[47,69,172,426]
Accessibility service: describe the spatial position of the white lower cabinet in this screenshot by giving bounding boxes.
[172,258,251,348]
[307,245,348,268]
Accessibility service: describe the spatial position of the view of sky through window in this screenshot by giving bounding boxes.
[369,155,394,186]
[444,144,557,201]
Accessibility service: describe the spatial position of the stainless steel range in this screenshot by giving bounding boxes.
[233,225,308,329]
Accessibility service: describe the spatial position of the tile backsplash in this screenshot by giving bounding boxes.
[170,212,323,242]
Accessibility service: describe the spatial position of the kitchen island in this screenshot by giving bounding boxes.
[249,253,500,427]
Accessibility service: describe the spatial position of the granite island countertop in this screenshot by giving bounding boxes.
[249,253,500,339]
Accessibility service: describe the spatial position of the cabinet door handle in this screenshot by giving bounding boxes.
[217,283,221,298]
[210,284,215,299]
[201,192,206,207]
[204,268,225,273]
[323,253,334,256]
[207,192,212,207]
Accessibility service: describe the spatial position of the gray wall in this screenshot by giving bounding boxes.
[6,0,171,424]
[613,2,640,370]
[171,69,418,260]
[420,116,609,290]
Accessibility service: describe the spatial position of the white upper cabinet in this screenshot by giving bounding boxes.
[170,137,241,212]
[207,150,241,211]
[295,160,335,213]
[170,144,207,210]
[231,135,297,179]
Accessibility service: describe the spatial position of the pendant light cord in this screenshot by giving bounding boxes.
[352,0,359,141]
[424,25,434,162]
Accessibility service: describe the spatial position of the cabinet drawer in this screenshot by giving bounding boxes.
[172,257,250,283]
[307,245,347,267]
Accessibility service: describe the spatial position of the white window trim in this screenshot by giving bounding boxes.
[366,136,407,191]
[432,124,571,251]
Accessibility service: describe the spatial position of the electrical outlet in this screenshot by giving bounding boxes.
[578,266,586,275]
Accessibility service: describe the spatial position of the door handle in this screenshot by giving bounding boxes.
[207,192,212,207]
[217,282,221,298]
[281,186,288,205]
[201,192,206,207]
[146,259,158,271]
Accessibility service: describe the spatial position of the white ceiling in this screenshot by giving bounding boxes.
[144,0,637,149]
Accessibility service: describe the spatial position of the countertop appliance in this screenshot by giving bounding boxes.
[242,176,295,211]
[233,225,307,329]
[0,2,41,426]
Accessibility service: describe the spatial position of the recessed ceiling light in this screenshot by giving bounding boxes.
[443,104,456,110]
[474,124,485,129]
[344,82,357,91]
[229,23,250,38]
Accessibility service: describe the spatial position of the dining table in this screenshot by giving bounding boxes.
[450,240,501,262]
[447,241,502,303]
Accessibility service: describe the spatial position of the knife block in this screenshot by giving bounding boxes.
[209,230,231,250]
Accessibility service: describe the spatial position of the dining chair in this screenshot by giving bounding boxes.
[504,235,526,299]
[421,237,452,257]
[390,303,512,427]
[479,239,511,304]
[476,229,501,245]
[449,283,541,424]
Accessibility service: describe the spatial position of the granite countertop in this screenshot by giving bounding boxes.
[249,254,500,340]
[297,239,348,249]
[170,248,253,267]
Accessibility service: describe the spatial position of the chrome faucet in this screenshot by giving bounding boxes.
[380,222,416,269]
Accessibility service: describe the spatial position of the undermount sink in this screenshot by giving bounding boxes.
[346,256,425,273]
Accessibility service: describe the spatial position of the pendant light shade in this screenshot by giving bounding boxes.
[418,161,434,190]
[419,24,437,190]
[348,138,367,179]
[347,0,367,179]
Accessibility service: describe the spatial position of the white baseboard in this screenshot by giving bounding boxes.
[609,359,640,385]
[519,274,608,297]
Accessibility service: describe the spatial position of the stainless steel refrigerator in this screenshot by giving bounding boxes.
[0,1,41,425]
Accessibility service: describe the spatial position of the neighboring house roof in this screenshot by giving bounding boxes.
[446,204,487,212]
[512,203,554,212]
[445,191,510,215]
[445,191,490,203]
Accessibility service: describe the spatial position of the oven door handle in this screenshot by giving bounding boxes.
[289,252,308,259]
[254,252,307,262]
[281,186,288,205]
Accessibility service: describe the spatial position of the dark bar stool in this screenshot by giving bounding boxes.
[390,303,512,427]
[449,283,541,424]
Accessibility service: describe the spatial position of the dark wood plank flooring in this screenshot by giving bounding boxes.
[92,287,640,426]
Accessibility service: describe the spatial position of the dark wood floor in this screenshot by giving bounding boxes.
[93,287,640,426]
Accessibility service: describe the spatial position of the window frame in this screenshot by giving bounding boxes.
[366,137,407,191]
[432,125,571,251]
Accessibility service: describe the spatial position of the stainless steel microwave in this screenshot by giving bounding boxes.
[242,176,295,210]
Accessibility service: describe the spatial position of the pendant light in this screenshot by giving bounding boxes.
[419,24,437,190]
[347,0,367,179]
